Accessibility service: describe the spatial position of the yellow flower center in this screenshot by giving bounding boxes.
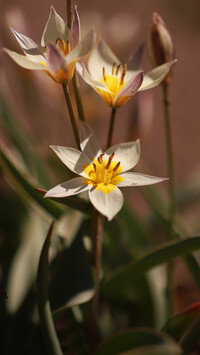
[97,63,129,107]
[40,38,75,84]
[84,153,124,193]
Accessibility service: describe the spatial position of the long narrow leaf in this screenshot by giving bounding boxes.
[37,222,63,355]
[0,147,90,216]
[101,236,200,297]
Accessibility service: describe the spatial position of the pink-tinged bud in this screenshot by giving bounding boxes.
[148,12,174,84]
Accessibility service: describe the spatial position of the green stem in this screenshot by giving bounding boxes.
[72,71,85,121]
[62,84,80,149]
[106,107,117,149]
[162,82,176,318]
[91,208,104,320]
[66,0,72,29]
[162,83,176,232]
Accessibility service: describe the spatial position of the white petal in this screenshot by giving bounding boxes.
[139,61,176,91]
[45,177,90,198]
[105,140,140,172]
[41,6,70,46]
[10,28,45,62]
[66,28,96,64]
[50,146,90,177]
[76,62,109,92]
[87,38,121,80]
[3,49,45,70]
[89,186,124,221]
[114,71,143,106]
[71,5,81,46]
[117,172,168,187]
[79,121,102,161]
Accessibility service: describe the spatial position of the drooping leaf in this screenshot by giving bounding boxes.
[0,147,89,216]
[162,301,200,341]
[101,236,200,297]
[95,328,182,355]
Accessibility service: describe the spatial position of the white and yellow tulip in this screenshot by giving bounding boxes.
[45,121,167,220]
[4,6,95,84]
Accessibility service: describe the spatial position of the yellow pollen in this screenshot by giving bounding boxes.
[83,154,124,193]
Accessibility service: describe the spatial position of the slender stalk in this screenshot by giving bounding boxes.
[91,208,104,320]
[106,107,117,149]
[162,82,176,318]
[66,0,72,29]
[62,84,80,149]
[162,83,176,232]
[72,71,85,121]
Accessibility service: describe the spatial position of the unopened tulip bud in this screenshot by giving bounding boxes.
[148,12,174,84]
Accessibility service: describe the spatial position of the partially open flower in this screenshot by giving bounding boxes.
[148,12,174,84]
[4,6,95,84]
[45,121,167,221]
[76,39,175,108]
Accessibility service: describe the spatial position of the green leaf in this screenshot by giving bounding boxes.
[37,188,91,215]
[37,222,64,355]
[119,344,181,355]
[0,91,50,186]
[0,147,89,217]
[49,226,93,312]
[95,328,182,355]
[101,236,200,297]
[162,301,200,341]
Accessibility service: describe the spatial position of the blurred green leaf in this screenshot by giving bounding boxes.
[101,236,200,297]
[119,344,182,355]
[0,91,50,186]
[95,328,181,355]
[37,222,64,355]
[37,188,91,215]
[49,224,93,312]
[140,185,200,289]
[0,147,89,217]
[162,301,200,341]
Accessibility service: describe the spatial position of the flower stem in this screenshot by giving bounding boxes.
[162,83,176,232]
[91,208,104,320]
[162,82,176,317]
[72,70,85,121]
[66,0,72,29]
[106,107,117,149]
[62,84,80,149]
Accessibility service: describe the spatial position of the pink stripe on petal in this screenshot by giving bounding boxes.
[114,71,143,105]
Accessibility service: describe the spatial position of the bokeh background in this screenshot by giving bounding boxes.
[0,0,200,318]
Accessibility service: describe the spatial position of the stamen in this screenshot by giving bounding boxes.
[56,38,66,52]
[98,154,104,164]
[112,63,116,75]
[105,152,115,169]
[116,64,121,76]
[93,163,96,172]
[103,67,106,81]
[120,64,127,85]
[113,161,121,172]
[66,40,70,55]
